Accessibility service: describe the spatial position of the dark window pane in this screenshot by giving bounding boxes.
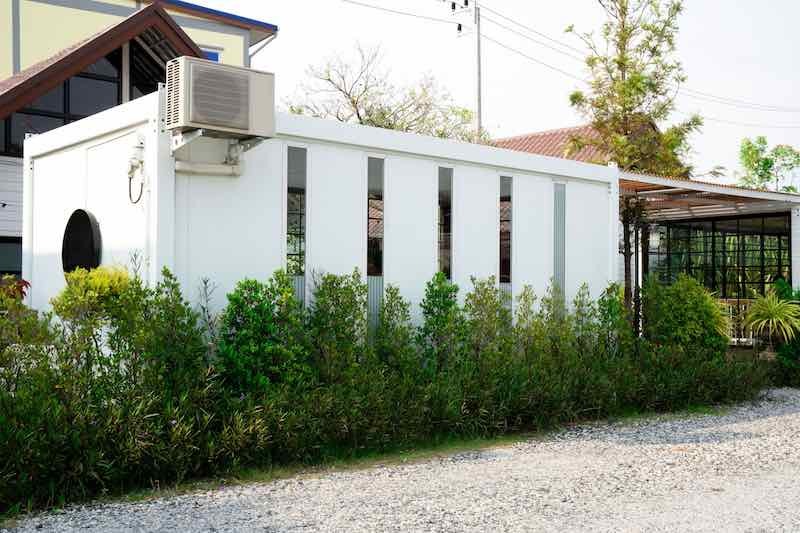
[367,157,384,276]
[0,239,22,275]
[286,146,307,276]
[28,83,65,113]
[69,77,119,116]
[0,119,5,154]
[9,113,65,155]
[438,167,453,279]
[82,49,121,78]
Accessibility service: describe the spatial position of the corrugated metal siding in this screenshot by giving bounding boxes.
[0,157,23,237]
[500,282,512,310]
[292,275,305,305]
[367,275,383,330]
[553,183,566,294]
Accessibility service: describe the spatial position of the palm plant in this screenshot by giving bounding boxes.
[744,289,800,352]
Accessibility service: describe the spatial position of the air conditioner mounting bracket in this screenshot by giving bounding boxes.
[170,129,266,162]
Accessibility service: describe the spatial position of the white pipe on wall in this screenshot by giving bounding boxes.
[174,161,241,176]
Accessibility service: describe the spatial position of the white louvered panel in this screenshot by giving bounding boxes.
[164,59,183,130]
[0,157,23,237]
[190,63,249,130]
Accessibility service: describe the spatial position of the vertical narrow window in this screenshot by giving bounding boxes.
[500,176,512,284]
[287,147,307,300]
[367,158,384,276]
[438,167,453,279]
[553,183,566,295]
[367,158,385,332]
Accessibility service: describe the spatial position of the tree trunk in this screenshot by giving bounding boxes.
[622,207,633,313]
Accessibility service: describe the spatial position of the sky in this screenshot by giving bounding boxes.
[201,0,798,183]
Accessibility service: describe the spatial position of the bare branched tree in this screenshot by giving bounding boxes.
[287,44,489,144]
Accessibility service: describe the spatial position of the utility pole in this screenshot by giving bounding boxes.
[474,0,482,133]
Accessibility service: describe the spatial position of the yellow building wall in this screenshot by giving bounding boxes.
[11,0,247,78]
[179,26,246,67]
[0,1,12,80]
[19,1,125,70]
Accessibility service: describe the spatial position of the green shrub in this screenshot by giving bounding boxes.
[308,269,368,383]
[217,271,311,392]
[0,269,771,514]
[643,274,729,359]
[374,285,417,371]
[417,272,465,372]
[745,289,800,350]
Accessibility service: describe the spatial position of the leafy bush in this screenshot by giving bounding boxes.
[766,279,800,386]
[0,269,770,514]
[745,289,800,349]
[308,269,368,384]
[643,274,729,359]
[217,271,311,392]
[417,272,465,372]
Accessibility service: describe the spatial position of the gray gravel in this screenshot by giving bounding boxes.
[7,388,800,532]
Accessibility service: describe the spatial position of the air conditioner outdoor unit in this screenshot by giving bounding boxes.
[165,56,275,139]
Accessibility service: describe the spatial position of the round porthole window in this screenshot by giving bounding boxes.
[62,209,101,273]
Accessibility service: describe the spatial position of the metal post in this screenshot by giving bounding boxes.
[475,1,482,133]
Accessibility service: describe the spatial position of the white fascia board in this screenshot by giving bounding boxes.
[622,171,800,205]
[275,113,617,185]
[24,94,159,159]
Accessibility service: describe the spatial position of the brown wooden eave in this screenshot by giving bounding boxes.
[0,4,202,120]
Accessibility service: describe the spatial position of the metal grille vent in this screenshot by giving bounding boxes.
[165,59,183,130]
[190,63,249,130]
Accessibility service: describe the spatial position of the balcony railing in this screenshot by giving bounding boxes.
[719,298,754,346]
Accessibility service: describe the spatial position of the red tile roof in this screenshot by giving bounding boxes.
[494,124,607,164]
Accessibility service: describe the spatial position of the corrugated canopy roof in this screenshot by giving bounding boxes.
[496,124,800,221]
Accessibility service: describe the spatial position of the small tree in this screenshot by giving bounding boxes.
[567,0,702,318]
[738,136,800,192]
[287,44,488,143]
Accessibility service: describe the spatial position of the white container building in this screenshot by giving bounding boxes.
[22,88,619,318]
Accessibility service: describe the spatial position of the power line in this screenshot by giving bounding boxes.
[341,0,459,26]
[344,0,800,129]
[481,33,586,83]
[480,1,799,115]
[679,88,800,113]
[479,3,584,55]
[481,14,585,62]
[484,34,800,129]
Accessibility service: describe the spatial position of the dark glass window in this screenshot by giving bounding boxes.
[1,50,122,157]
[9,114,65,155]
[648,213,791,298]
[438,167,453,279]
[81,49,121,78]
[29,84,65,114]
[286,146,307,276]
[500,176,512,283]
[367,157,384,276]
[0,237,22,276]
[69,77,119,117]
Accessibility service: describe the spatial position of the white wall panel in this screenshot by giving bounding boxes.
[29,149,85,310]
[512,173,553,301]
[566,180,612,300]
[174,138,284,308]
[451,164,499,298]
[383,155,437,318]
[86,132,147,269]
[306,143,365,280]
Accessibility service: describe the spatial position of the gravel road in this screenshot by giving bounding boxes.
[7,388,800,532]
